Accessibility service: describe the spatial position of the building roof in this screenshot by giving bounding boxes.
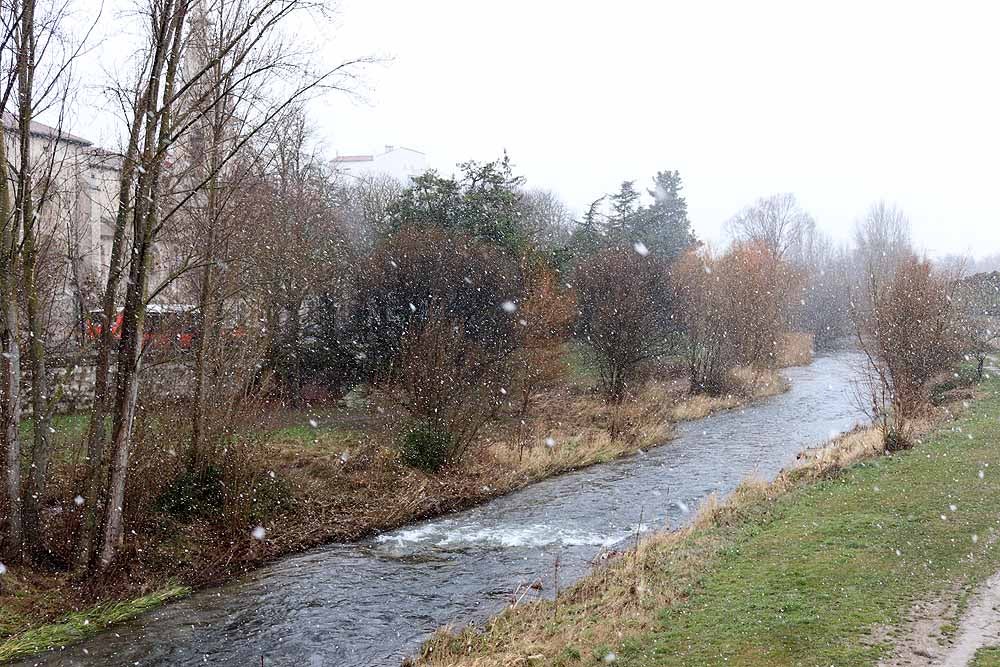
[385,146,425,155]
[332,155,375,163]
[333,146,427,163]
[87,146,123,170]
[1,112,92,146]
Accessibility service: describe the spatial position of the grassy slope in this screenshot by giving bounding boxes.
[418,377,1000,666]
[632,397,999,667]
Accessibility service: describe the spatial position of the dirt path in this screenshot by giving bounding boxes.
[937,570,1000,666]
[877,570,1000,666]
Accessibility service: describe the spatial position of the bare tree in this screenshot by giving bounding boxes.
[521,188,573,250]
[337,171,402,248]
[727,193,814,260]
[0,0,97,560]
[674,242,799,395]
[242,107,351,405]
[179,0,342,470]
[73,0,370,572]
[955,271,1000,379]
[575,247,677,403]
[791,227,853,346]
[0,1,23,560]
[851,254,961,449]
[854,201,911,285]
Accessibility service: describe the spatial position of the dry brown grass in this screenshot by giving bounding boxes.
[669,367,788,422]
[489,380,679,477]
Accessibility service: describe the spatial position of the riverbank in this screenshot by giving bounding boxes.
[0,343,804,663]
[411,373,996,666]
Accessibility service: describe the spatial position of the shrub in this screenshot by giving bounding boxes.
[392,313,507,456]
[852,254,962,447]
[575,247,677,403]
[156,467,225,520]
[350,226,530,461]
[673,242,800,395]
[400,423,456,472]
[882,427,911,453]
[510,258,576,413]
[216,435,294,529]
[242,471,293,522]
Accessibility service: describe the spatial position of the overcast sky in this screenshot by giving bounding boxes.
[78,0,1000,257]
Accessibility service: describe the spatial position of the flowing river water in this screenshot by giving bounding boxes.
[22,350,866,667]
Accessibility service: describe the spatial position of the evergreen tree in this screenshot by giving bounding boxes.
[387,153,526,253]
[569,196,607,258]
[607,180,641,242]
[638,170,696,259]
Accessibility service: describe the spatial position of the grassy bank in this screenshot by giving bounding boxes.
[0,584,189,663]
[414,376,998,666]
[0,344,802,663]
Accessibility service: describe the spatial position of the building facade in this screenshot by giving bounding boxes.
[332,145,427,184]
[3,116,120,346]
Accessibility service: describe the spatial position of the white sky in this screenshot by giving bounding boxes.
[74,0,1000,257]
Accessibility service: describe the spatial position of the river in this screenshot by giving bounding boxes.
[21,350,866,666]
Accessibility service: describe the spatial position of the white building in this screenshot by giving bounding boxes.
[2,115,119,339]
[332,145,427,184]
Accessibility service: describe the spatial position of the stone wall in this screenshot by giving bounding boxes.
[22,359,192,416]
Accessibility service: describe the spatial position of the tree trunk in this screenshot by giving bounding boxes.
[19,0,55,551]
[190,249,215,469]
[0,300,22,560]
[96,0,189,572]
[0,116,22,560]
[75,0,174,569]
[22,170,54,553]
[97,308,143,570]
[190,145,220,470]
[286,300,303,407]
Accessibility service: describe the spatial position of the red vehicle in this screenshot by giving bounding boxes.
[86,304,200,351]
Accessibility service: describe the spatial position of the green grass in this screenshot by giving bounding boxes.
[563,342,600,384]
[268,422,369,451]
[19,412,90,440]
[18,413,93,466]
[617,378,1000,666]
[0,584,190,663]
[973,647,1000,667]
